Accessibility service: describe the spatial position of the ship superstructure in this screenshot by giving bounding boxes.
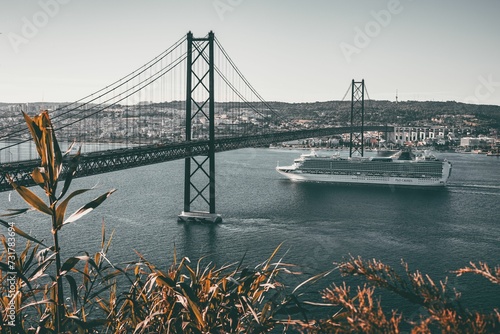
[276,150,452,187]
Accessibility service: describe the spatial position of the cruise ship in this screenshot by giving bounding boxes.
[276,150,452,187]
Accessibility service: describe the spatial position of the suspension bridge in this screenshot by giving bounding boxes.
[0,31,390,222]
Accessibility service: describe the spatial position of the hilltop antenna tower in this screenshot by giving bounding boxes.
[396,89,398,103]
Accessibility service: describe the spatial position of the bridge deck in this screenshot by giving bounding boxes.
[0,126,388,192]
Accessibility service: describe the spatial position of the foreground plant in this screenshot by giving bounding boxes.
[298,256,500,333]
[106,245,325,333]
[1,110,115,332]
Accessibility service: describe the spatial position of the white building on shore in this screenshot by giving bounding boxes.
[460,136,494,148]
[391,126,457,145]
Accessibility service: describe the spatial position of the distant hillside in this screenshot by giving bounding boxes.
[264,100,500,133]
[2,100,499,134]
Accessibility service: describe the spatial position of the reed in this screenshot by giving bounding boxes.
[297,256,500,333]
[1,111,115,332]
[106,245,314,333]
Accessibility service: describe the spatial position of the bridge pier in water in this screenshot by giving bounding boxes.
[178,31,222,223]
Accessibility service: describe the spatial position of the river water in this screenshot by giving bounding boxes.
[2,148,500,318]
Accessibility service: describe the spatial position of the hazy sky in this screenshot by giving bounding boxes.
[1,0,500,105]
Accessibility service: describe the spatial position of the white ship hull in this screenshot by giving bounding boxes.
[276,168,449,187]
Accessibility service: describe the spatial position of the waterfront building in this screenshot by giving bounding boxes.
[392,126,457,145]
[460,136,495,149]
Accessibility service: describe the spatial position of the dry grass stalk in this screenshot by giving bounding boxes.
[454,261,500,285]
[318,256,500,333]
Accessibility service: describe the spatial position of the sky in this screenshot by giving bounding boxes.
[1,0,500,105]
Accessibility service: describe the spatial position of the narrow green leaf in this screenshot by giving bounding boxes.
[292,268,336,295]
[226,276,241,286]
[21,244,37,272]
[63,189,116,225]
[241,295,260,324]
[63,141,76,156]
[31,167,47,186]
[7,177,52,215]
[58,147,81,200]
[179,281,200,305]
[22,112,44,160]
[37,112,52,171]
[60,256,88,275]
[101,220,105,249]
[65,274,78,311]
[51,122,63,180]
[179,283,204,327]
[155,275,175,288]
[61,257,79,274]
[103,227,115,254]
[262,242,283,271]
[102,269,126,282]
[30,252,56,281]
[0,218,48,247]
[55,188,92,228]
[0,208,30,217]
[82,255,100,274]
[19,299,56,313]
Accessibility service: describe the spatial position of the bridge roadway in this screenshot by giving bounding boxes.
[0,125,389,192]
